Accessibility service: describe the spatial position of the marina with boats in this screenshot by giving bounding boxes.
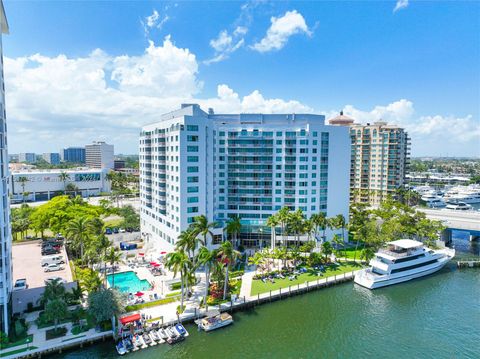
[415,184,480,209]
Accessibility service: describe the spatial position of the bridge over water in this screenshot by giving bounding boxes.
[418,208,480,242]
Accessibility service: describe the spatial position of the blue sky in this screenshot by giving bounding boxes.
[3,0,479,156]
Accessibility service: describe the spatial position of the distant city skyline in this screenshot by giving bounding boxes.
[3,1,479,156]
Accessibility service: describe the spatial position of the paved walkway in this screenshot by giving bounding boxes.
[240,271,255,300]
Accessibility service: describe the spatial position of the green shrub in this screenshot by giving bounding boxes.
[45,327,67,340]
[170,282,181,290]
[125,296,178,312]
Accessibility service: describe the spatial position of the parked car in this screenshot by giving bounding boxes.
[126,227,133,233]
[119,228,126,233]
[45,277,67,285]
[105,228,113,235]
[41,255,64,267]
[44,263,64,272]
[42,248,60,256]
[112,227,119,234]
[13,278,28,291]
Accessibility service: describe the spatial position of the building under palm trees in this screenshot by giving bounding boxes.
[140,104,351,250]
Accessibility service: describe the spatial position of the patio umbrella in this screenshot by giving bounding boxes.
[135,291,144,297]
[152,263,160,267]
[138,253,145,256]
[149,261,157,266]
[160,251,167,254]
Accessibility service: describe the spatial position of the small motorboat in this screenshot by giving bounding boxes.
[166,332,185,345]
[150,329,160,342]
[174,323,189,337]
[196,311,234,332]
[157,328,168,341]
[148,332,158,345]
[124,338,134,352]
[142,332,152,346]
[116,341,127,355]
[135,333,146,349]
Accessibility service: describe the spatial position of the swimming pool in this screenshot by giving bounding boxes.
[106,271,151,293]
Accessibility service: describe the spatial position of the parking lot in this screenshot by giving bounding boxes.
[12,240,73,289]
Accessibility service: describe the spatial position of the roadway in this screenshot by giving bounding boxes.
[418,208,480,232]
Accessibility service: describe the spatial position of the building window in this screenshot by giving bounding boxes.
[187,166,198,173]
[187,207,199,213]
[187,135,198,141]
[187,156,199,162]
[187,146,199,152]
[187,125,198,131]
[187,186,199,193]
[187,176,199,183]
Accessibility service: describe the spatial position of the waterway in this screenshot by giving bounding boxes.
[53,237,479,359]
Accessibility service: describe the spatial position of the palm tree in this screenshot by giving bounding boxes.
[335,214,347,243]
[66,217,91,259]
[96,234,111,284]
[225,216,242,248]
[248,251,266,275]
[277,207,291,247]
[176,228,197,259]
[288,209,305,247]
[192,215,217,247]
[104,247,122,288]
[217,241,240,300]
[58,171,71,194]
[266,214,279,250]
[165,251,191,312]
[17,176,28,203]
[311,212,328,245]
[196,246,216,308]
[332,234,344,257]
[39,278,66,308]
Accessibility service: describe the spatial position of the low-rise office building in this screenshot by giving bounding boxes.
[63,147,85,163]
[18,152,36,163]
[10,168,111,203]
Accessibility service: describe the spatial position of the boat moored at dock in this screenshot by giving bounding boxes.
[354,239,455,289]
[196,311,234,332]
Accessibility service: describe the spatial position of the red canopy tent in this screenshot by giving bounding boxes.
[138,253,145,256]
[149,261,158,266]
[119,313,141,325]
[152,263,160,267]
[135,291,144,297]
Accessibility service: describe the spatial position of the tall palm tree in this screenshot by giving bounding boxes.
[96,234,112,284]
[225,216,242,248]
[66,217,91,259]
[166,251,191,312]
[104,247,122,288]
[58,171,71,195]
[266,214,279,250]
[248,251,266,275]
[17,176,29,203]
[332,234,344,257]
[39,278,66,308]
[277,207,291,247]
[217,241,240,300]
[311,212,328,245]
[288,209,305,247]
[176,228,197,259]
[335,214,347,243]
[192,215,217,247]
[196,246,216,308]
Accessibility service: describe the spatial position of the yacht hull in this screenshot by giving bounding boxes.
[354,251,454,289]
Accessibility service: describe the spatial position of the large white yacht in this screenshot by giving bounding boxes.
[420,194,446,208]
[354,239,455,289]
[445,201,472,211]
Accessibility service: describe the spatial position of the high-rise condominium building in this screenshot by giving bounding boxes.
[42,152,60,165]
[329,112,410,206]
[63,147,86,163]
[85,141,114,170]
[0,1,10,335]
[18,152,36,163]
[140,104,351,250]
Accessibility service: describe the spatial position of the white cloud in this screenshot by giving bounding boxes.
[340,100,480,156]
[251,10,312,53]
[142,9,169,35]
[393,0,409,13]
[4,40,312,153]
[205,30,245,65]
[233,26,248,36]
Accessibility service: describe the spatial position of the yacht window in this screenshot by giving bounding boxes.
[394,253,425,263]
[390,259,438,274]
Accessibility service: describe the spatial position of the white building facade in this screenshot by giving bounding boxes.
[10,168,111,203]
[140,104,350,251]
[85,141,114,170]
[0,1,10,335]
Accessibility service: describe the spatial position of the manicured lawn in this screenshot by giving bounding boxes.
[250,262,363,296]
[337,247,364,260]
[1,334,33,350]
[165,291,181,297]
[0,346,38,358]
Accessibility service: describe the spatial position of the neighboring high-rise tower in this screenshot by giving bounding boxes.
[0,0,11,335]
[85,141,114,169]
[140,104,351,250]
[329,112,410,206]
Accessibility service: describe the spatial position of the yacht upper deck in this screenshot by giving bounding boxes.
[377,239,424,259]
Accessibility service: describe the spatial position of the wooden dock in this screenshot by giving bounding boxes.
[457,259,480,268]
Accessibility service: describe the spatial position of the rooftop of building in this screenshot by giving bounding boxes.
[10,167,108,175]
[328,111,355,125]
[145,103,328,128]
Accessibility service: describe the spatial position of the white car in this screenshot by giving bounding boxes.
[44,263,64,272]
[45,277,67,285]
[13,278,28,291]
[119,228,126,233]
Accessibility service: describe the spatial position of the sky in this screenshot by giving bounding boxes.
[2,0,479,157]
